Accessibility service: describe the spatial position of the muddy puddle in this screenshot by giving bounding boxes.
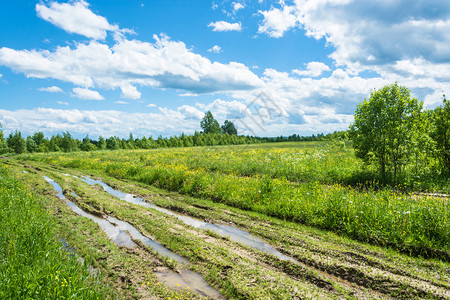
[44,176,136,248]
[44,175,223,299]
[79,176,296,263]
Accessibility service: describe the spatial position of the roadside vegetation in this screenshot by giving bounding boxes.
[0,165,107,299]
[19,141,449,260]
[3,159,449,299]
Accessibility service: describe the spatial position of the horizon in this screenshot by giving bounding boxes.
[1,0,450,139]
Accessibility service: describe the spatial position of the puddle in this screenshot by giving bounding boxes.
[46,175,223,299]
[107,216,186,263]
[79,176,296,262]
[156,268,224,299]
[44,176,136,248]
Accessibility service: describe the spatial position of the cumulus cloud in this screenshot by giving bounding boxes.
[258,1,450,72]
[177,105,204,119]
[72,87,104,100]
[258,5,299,38]
[208,45,222,53]
[36,0,122,40]
[146,103,157,107]
[232,2,245,13]
[38,86,63,93]
[293,62,330,77]
[120,83,141,99]
[0,108,203,138]
[208,21,242,32]
[0,35,262,98]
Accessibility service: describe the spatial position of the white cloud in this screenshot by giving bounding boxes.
[179,93,198,97]
[292,62,330,77]
[36,0,121,40]
[0,108,203,138]
[208,21,242,32]
[120,83,141,99]
[0,35,262,97]
[38,86,63,93]
[177,105,204,120]
[114,100,128,104]
[72,87,104,100]
[208,45,222,53]
[57,101,69,105]
[258,4,299,38]
[258,1,450,74]
[232,2,245,12]
[146,103,157,107]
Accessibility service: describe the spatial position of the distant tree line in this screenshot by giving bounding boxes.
[0,111,349,155]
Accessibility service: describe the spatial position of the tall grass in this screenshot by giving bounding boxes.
[19,143,450,259]
[0,165,105,299]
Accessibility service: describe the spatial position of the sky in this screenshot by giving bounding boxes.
[1,0,450,139]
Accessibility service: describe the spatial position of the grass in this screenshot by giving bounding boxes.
[17,142,450,260]
[0,164,106,299]
[3,158,449,299]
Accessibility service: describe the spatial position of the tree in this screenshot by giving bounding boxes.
[7,130,26,154]
[431,96,450,172]
[98,136,106,150]
[80,135,96,151]
[350,83,425,183]
[0,123,8,154]
[106,136,120,150]
[61,131,78,152]
[26,136,38,153]
[200,111,221,134]
[221,120,237,135]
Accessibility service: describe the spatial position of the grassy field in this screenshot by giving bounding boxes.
[3,141,450,299]
[0,164,108,299]
[18,142,449,259]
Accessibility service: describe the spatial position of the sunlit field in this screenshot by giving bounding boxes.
[18,142,449,259]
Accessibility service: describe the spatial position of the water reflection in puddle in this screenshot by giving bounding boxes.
[79,176,296,262]
[43,176,136,248]
[107,216,186,263]
[45,175,223,299]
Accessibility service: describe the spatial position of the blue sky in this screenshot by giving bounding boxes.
[1,0,450,138]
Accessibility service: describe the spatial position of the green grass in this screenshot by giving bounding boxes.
[0,164,106,299]
[18,142,450,260]
[5,159,450,299]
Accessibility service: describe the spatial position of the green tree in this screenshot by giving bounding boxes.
[80,135,96,151]
[26,136,38,153]
[431,96,450,172]
[221,120,238,135]
[98,136,106,150]
[200,111,221,134]
[127,133,135,149]
[61,131,77,152]
[7,130,26,154]
[350,83,425,183]
[0,124,8,154]
[106,136,120,150]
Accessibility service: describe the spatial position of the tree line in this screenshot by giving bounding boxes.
[0,110,348,155]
